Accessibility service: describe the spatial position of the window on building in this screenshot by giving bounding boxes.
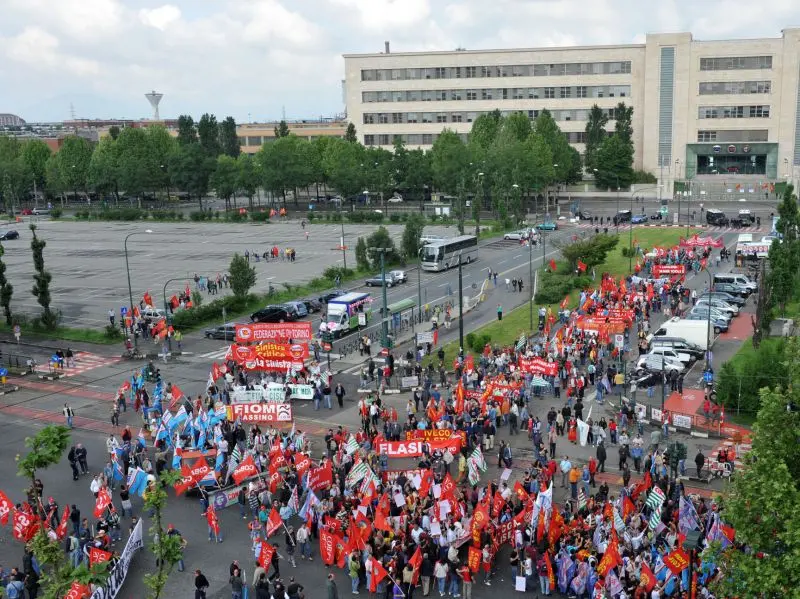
[436,113,448,123]
[576,86,587,99]
[466,66,477,78]
[378,134,390,145]
[435,67,447,79]
[392,113,403,124]
[502,88,509,99]
[421,134,433,145]
[378,92,391,102]
[363,114,375,124]
[697,131,717,142]
[559,86,571,98]
[364,135,375,146]
[361,69,376,81]
[362,92,376,103]
[392,91,404,102]
[512,65,528,77]
[466,112,478,123]
[421,113,433,124]
[408,91,421,102]
[466,90,477,101]
[544,87,555,99]
[421,90,434,102]
[452,113,463,123]
[407,113,418,124]
[377,113,389,124]
[749,105,770,117]
[596,88,604,98]
[700,56,773,71]
[481,88,494,100]
[406,68,420,79]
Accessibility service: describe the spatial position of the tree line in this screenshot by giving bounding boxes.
[0,104,637,220]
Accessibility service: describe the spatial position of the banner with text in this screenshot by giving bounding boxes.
[235,322,313,343]
[89,518,143,599]
[652,264,686,278]
[231,343,309,371]
[226,402,293,423]
[517,357,558,377]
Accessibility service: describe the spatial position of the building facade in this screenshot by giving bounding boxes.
[236,120,347,154]
[0,113,26,127]
[344,30,800,182]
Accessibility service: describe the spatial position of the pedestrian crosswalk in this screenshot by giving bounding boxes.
[197,347,230,361]
[37,351,121,378]
[703,439,751,473]
[572,223,768,234]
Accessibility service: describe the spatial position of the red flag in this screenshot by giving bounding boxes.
[206,504,220,537]
[631,471,652,500]
[471,502,489,531]
[559,295,570,310]
[64,581,92,599]
[549,258,557,272]
[454,381,465,414]
[545,552,556,590]
[536,511,546,543]
[513,482,530,503]
[266,508,282,537]
[334,534,349,569]
[307,462,333,491]
[294,455,311,478]
[0,490,12,526]
[173,464,195,496]
[168,384,185,410]
[491,492,505,518]
[232,454,258,485]
[89,547,113,566]
[143,291,153,307]
[419,470,434,498]
[211,362,222,382]
[440,473,456,500]
[468,546,481,572]
[319,529,335,565]
[577,259,587,272]
[56,505,70,540]
[12,510,38,542]
[622,495,635,520]
[409,546,423,584]
[639,560,657,592]
[258,541,276,569]
[94,487,113,518]
[548,509,565,547]
[374,509,391,532]
[371,558,389,593]
[596,536,622,577]
[663,547,690,575]
[169,295,179,309]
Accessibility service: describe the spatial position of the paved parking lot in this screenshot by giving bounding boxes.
[0,220,458,328]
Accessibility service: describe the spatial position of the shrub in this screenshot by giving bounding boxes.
[716,338,788,414]
[224,212,246,223]
[172,294,255,328]
[104,324,122,340]
[250,210,270,222]
[307,211,315,222]
[50,208,63,219]
[323,266,353,281]
[389,214,402,223]
[329,213,342,223]
[346,212,365,223]
[189,211,207,221]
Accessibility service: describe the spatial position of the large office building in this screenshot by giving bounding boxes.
[344,30,800,183]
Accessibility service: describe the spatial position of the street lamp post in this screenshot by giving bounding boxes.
[628,185,663,271]
[124,229,153,353]
[162,277,184,353]
[458,253,464,353]
[476,172,485,237]
[705,268,714,371]
[417,247,424,328]
[370,248,392,349]
[528,236,534,330]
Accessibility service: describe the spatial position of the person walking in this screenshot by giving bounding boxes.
[335,383,346,409]
[195,569,209,599]
[327,573,339,599]
[348,551,360,594]
[695,450,706,478]
[229,566,244,599]
[63,403,74,428]
[496,304,503,321]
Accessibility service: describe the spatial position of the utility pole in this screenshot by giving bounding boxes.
[528,238,534,330]
[371,248,392,349]
[458,253,464,353]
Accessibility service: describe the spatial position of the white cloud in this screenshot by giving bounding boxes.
[139,5,181,31]
[1,0,799,122]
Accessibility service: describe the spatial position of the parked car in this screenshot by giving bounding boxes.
[695,298,739,316]
[32,207,49,215]
[711,282,749,298]
[504,230,529,240]
[575,210,592,221]
[251,306,292,323]
[20,208,33,216]
[689,305,731,323]
[282,300,309,319]
[318,290,345,304]
[302,298,323,313]
[649,337,705,360]
[390,270,407,283]
[636,353,684,374]
[365,273,397,287]
[420,235,444,245]
[698,291,746,308]
[649,212,663,221]
[204,323,237,340]
[0,230,19,240]
[613,210,632,225]
[141,307,166,322]
[387,194,403,203]
[685,311,729,333]
[536,221,558,231]
[631,214,648,224]
[646,346,695,367]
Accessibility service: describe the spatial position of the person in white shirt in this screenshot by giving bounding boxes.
[89,475,102,498]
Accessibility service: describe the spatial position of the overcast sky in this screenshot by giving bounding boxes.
[2,0,799,123]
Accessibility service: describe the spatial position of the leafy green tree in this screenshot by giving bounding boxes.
[143,470,184,599]
[322,137,366,200]
[197,113,221,157]
[558,233,619,271]
[534,109,572,184]
[355,237,369,271]
[593,134,634,189]
[344,122,358,143]
[765,184,800,317]
[44,154,64,197]
[237,153,260,209]
[88,136,120,201]
[613,102,634,147]
[16,424,70,506]
[431,129,469,197]
[364,146,395,201]
[54,136,93,198]
[211,154,241,210]
[258,135,314,205]
[228,252,256,298]
[365,226,401,268]
[710,353,800,597]
[274,120,290,139]
[219,116,240,158]
[584,104,609,173]
[108,125,121,140]
[20,139,52,190]
[404,148,432,203]
[29,224,57,329]
[168,143,215,208]
[114,127,156,199]
[0,242,13,325]
[176,115,197,146]
[565,146,583,184]
[469,110,503,153]
[401,213,425,261]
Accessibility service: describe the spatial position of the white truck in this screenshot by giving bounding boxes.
[647,317,712,351]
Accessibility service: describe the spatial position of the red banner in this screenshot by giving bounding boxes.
[320,529,335,565]
[89,547,113,565]
[227,402,293,423]
[230,343,308,371]
[308,462,333,491]
[63,581,92,599]
[517,357,558,377]
[93,487,113,518]
[235,322,313,343]
[232,455,259,485]
[174,461,213,496]
[573,317,627,334]
[405,429,466,443]
[258,541,276,569]
[12,510,38,542]
[467,546,481,572]
[0,490,12,525]
[652,264,686,278]
[374,438,461,458]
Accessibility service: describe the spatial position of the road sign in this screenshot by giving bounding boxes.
[379,348,389,357]
[614,334,624,349]
[321,341,332,352]
[120,306,127,316]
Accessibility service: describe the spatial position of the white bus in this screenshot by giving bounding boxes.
[420,235,478,271]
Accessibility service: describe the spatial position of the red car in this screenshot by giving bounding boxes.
[20,209,33,215]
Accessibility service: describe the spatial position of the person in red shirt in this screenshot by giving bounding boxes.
[457,562,473,598]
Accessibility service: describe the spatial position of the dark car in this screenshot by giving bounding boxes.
[698,291,746,308]
[0,230,19,240]
[613,210,632,225]
[251,306,292,323]
[318,290,345,304]
[302,298,323,313]
[575,210,592,221]
[711,282,749,298]
[204,323,237,340]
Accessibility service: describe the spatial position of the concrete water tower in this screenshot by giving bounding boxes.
[145,90,163,120]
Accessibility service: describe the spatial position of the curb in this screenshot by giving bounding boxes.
[0,385,20,396]
[690,430,710,438]
[38,374,63,381]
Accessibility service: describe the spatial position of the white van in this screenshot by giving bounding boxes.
[647,317,711,350]
[713,273,757,292]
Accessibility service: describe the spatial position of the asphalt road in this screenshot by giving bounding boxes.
[0,225,762,598]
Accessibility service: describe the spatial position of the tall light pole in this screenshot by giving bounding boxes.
[162,276,183,353]
[476,172,485,236]
[628,185,663,271]
[371,248,392,349]
[125,229,153,352]
[417,247,424,327]
[458,253,465,353]
[528,235,534,330]
[705,268,714,371]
